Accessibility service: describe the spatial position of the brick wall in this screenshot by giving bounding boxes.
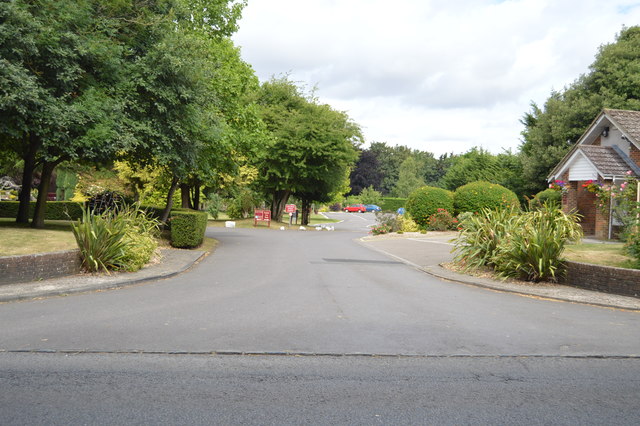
[630,144,640,165]
[565,261,640,298]
[576,186,597,235]
[0,250,81,286]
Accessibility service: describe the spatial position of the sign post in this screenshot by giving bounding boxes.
[254,209,271,227]
[285,204,296,226]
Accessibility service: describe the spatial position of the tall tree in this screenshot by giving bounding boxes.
[255,77,361,222]
[392,156,426,197]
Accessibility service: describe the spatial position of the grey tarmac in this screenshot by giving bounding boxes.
[0,212,638,424]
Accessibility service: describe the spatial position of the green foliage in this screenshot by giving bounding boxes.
[405,186,454,227]
[392,156,426,197]
[206,193,222,219]
[170,210,208,248]
[452,205,583,282]
[452,207,519,270]
[427,209,459,231]
[453,181,520,214]
[71,204,160,273]
[530,188,562,210]
[397,214,420,232]
[359,186,383,205]
[72,207,129,273]
[0,201,83,220]
[117,204,160,272]
[373,211,401,233]
[380,197,406,212]
[492,206,583,282]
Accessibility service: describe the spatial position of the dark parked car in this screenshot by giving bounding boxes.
[364,204,381,212]
[343,204,366,213]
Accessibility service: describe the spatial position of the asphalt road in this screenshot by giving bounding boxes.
[1,211,639,424]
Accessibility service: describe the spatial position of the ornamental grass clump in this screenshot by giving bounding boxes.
[452,204,582,282]
[72,204,160,273]
[72,207,129,272]
[452,207,519,271]
[492,205,582,282]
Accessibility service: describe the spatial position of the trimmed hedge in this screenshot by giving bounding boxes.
[0,201,83,220]
[405,186,454,227]
[453,181,519,214]
[170,210,208,248]
[380,197,406,212]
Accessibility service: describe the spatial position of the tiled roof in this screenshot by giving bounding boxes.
[580,145,635,177]
[605,109,640,144]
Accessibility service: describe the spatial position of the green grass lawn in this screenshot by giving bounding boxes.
[0,218,76,256]
[563,242,636,269]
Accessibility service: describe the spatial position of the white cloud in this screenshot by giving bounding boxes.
[233,0,640,155]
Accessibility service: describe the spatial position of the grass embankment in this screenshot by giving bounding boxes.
[563,242,636,269]
[207,212,339,229]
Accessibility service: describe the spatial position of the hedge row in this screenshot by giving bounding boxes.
[380,197,406,212]
[0,201,83,220]
[170,210,208,248]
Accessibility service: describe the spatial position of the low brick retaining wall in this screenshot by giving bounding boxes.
[0,250,81,286]
[565,261,640,298]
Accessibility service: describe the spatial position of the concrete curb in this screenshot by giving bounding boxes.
[358,237,640,312]
[0,249,207,303]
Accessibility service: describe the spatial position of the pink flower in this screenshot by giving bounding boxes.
[626,170,633,176]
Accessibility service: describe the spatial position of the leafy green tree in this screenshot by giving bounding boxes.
[369,142,413,194]
[440,148,502,190]
[255,77,361,223]
[359,186,383,205]
[392,156,426,197]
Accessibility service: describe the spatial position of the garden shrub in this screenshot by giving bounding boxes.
[397,214,420,232]
[72,207,129,272]
[170,210,208,248]
[530,188,562,210]
[380,197,406,212]
[0,201,83,220]
[426,208,458,231]
[453,181,520,214]
[405,186,454,228]
[71,204,160,272]
[117,204,160,272]
[492,205,582,282]
[373,211,401,234]
[452,207,519,271]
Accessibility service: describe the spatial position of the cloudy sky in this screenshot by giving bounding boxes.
[233,0,640,156]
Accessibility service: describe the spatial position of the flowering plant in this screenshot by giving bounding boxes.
[427,208,459,231]
[370,224,392,235]
[549,180,568,193]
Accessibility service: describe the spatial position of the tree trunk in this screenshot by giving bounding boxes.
[270,189,290,222]
[301,198,311,226]
[160,176,179,224]
[31,160,59,229]
[180,183,192,209]
[192,181,200,210]
[17,134,41,224]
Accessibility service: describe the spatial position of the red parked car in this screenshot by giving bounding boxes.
[343,204,366,213]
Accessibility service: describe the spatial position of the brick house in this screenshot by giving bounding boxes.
[547,109,640,239]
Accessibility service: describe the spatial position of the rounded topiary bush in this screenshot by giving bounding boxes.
[453,181,519,214]
[530,188,562,209]
[405,186,454,227]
